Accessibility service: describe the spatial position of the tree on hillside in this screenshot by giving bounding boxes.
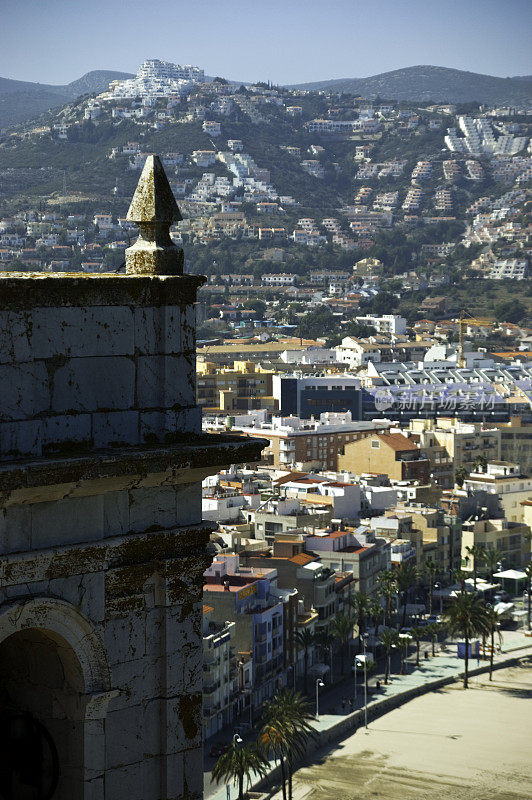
[494,299,526,324]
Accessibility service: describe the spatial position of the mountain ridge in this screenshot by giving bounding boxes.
[286,65,532,106]
[0,70,134,129]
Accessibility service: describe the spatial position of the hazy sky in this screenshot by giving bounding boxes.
[2,0,531,85]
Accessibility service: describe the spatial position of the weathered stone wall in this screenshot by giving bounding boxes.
[0,270,213,799]
[0,274,201,459]
[0,157,266,800]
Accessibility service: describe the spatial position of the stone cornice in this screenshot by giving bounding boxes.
[0,433,268,504]
[0,272,205,310]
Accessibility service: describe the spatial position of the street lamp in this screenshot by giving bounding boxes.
[232,734,242,746]
[362,633,369,729]
[315,678,324,720]
[389,643,398,683]
[398,633,412,674]
[434,582,443,614]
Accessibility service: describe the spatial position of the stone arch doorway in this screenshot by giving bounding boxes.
[0,598,113,800]
[0,628,83,799]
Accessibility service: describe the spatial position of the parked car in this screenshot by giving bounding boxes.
[493,591,510,603]
[209,742,230,758]
[426,614,442,624]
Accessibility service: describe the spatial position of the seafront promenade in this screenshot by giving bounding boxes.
[205,629,532,800]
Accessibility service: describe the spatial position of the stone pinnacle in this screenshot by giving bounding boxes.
[125,154,184,275]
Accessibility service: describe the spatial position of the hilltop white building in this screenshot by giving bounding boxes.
[101,58,204,100]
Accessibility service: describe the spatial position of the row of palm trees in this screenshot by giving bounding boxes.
[212,689,316,800]
[294,564,435,695]
[378,621,444,682]
[378,592,504,689]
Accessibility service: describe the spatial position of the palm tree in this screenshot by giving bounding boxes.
[377,570,398,627]
[455,465,468,488]
[474,454,488,473]
[395,562,418,630]
[330,614,353,675]
[465,544,485,589]
[350,591,372,646]
[212,742,268,800]
[452,567,468,592]
[426,622,442,656]
[345,589,356,619]
[263,689,316,800]
[313,629,334,679]
[424,559,438,614]
[259,719,289,800]
[259,690,316,800]
[369,596,384,635]
[484,548,502,582]
[443,592,488,688]
[483,605,502,681]
[410,625,425,667]
[379,627,399,683]
[295,628,314,695]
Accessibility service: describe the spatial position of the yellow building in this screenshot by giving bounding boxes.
[338,432,430,483]
[407,418,501,481]
[197,360,277,413]
[461,517,531,571]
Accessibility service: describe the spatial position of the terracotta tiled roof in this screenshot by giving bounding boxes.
[289,553,316,566]
[377,433,419,452]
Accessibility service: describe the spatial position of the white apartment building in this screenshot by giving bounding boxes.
[411,161,432,181]
[202,609,239,740]
[101,59,204,100]
[488,259,528,280]
[354,314,407,335]
[203,121,221,136]
[304,119,356,134]
[464,461,532,523]
[336,337,382,368]
[262,273,297,285]
[192,150,217,167]
[445,116,528,156]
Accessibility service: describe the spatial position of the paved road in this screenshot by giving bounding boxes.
[205,627,532,800]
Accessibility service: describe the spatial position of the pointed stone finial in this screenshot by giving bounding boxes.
[125,154,184,275]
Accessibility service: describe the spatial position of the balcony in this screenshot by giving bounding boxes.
[203,702,221,717]
[203,681,220,695]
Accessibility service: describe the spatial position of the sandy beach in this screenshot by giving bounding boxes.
[291,661,532,800]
